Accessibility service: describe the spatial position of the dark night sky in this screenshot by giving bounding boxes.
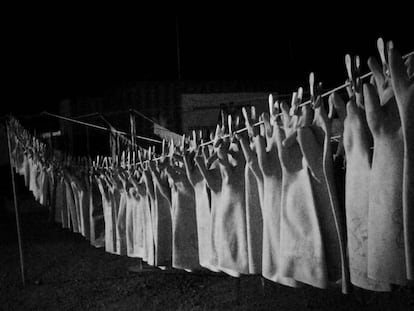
[4,13,413,116]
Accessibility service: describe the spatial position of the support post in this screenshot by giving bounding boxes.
[5,124,26,287]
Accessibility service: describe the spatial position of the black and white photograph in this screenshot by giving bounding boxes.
[1,12,413,310]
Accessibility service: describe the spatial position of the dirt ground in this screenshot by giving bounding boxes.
[1,177,413,310]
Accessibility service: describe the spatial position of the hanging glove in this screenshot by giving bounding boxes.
[364,51,406,285]
[389,45,414,281]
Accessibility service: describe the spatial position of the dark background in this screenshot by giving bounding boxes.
[4,14,413,117]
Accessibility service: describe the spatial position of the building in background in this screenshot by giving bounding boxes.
[57,80,279,156]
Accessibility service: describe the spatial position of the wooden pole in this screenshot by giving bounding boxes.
[5,124,26,287]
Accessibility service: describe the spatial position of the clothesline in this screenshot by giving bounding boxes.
[41,111,162,144]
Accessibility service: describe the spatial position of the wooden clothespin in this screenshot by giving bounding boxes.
[309,72,315,104]
[228,115,233,136]
[309,73,322,108]
[345,54,362,94]
[103,157,108,169]
[181,134,185,152]
[198,129,203,142]
[189,130,196,150]
[121,151,126,169]
[162,139,166,158]
[168,138,175,165]
[148,146,152,162]
[169,138,175,157]
[377,37,389,77]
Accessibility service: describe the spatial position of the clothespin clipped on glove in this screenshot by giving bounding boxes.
[120,151,125,169]
[167,138,174,156]
[137,149,144,170]
[168,138,176,166]
[289,88,303,118]
[147,146,152,163]
[309,72,323,109]
[228,114,234,140]
[115,153,119,168]
[103,157,108,169]
[198,129,203,144]
[377,37,390,77]
[213,123,224,147]
[345,53,362,95]
[169,138,175,156]
[220,109,226,131]
[180,134,186,154]
[127,151,131,169]
[161,139,166,159]
[189,130,196,151]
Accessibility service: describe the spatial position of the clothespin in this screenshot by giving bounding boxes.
[168,139,175,166]
[377,37,389,77]
[345,54,362,94]
[103,157,108,169]
[309,73,322,108]
[242,106,249,125]
[228,114,233,137]
[148,146,152,162]
[121,151,126,169]
[297,87,303,106]
[169,138,175,157]
[180,134,185,153]
[115,154,119,168]
[235,115,240,130]
[162,139,166,157]
[213,124,221,146]
[309,72,315,105]
[138,150,143,167]
[127,151,131,169]
[268,94,275,116]
[188,130,195,150]
[220,109,226,129]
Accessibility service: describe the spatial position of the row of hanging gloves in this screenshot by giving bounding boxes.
[6,39,413,294]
